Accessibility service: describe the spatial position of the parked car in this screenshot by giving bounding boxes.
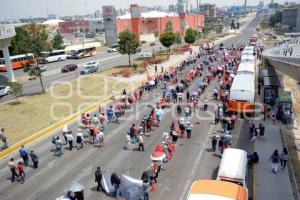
[150,42,156,46]
[61,64,78,73]
[0,86,11,97]
[80,62,99,75]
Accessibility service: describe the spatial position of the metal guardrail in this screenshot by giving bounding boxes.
[0,24,16,40]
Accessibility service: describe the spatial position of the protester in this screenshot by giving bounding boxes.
[8,158,19,182]
[269,149,280,174]
[258,123,265,140]
[210,132,219,152]
[110,172,121,199]
[66,132,74,151]
[280,147,288,170]
[138,134,145,151]
[185,121,193,138]
[55,136,63,157]
[0,128,8,149]
[29,150,39,169]
[17,161,25,184]
[19,145,29,166]
[95,167,105,192]
[76,129,84,150]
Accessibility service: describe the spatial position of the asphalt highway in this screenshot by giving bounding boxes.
[0,16,260,200]
[0,43,162,103]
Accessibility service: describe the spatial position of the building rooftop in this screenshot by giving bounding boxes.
[117,11,178,19]
[42,19,65,26]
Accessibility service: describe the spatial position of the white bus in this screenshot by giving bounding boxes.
[40,50,67,63]
[217,148,248,187]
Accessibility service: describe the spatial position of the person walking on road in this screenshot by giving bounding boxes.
[55,136,63,157]
[185,122,193,138]
[19,145,29,166]
[280,147,288,170]
[177,105,182,116]
[0,128,8,149]
[258,123,265,140]
[76,129,84,150]
[17,161,25,184]
[29,150,39,169]
[138,134,145,151]
[62,125,69,145]
[8,158,19,182]
[203,98,208,111]
[210,131,219,152]
[269,149,280,174]
[111,172,121,199]
[142,180,150,200]
[95,167,105,192]
[186,90,190,102]
[66,132,74,151]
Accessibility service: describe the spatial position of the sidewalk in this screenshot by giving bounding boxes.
[254,119,294,200]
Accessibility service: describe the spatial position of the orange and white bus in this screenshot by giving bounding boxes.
[187,179,248,200]
[0,53,35,72]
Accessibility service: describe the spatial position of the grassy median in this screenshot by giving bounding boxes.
[0,73,130,145]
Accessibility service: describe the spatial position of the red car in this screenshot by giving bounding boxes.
[61,64,78,73]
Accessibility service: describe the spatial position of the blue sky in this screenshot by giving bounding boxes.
[0,0,290,20]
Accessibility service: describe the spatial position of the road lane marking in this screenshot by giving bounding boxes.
[179,124,215,200]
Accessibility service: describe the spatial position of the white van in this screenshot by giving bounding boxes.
[217,148,248,187]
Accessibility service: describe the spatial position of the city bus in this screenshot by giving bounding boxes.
[0,53,35,72]
[69,46,96,59]
[187,179,248,200]
[40,50,67,63]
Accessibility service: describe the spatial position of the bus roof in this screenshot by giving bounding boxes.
[1,53,34,60]
[187,180,247,200]
[217,148,248,183]
[236,62,255,74]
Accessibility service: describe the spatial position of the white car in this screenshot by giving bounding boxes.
[38,65,47,72]
[0,86,11,97]
[80,62,100,75]
[107,48,118,53]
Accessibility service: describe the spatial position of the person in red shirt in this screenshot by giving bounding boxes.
[17,161,25,184]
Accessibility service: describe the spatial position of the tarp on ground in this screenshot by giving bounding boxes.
[102,171,143,200]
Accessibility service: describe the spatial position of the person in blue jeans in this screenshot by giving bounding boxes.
[110,172,121,199]
[19,145,29,166]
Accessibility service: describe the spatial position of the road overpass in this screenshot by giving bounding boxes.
[262,37,300,82]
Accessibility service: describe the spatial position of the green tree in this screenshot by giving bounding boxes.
[52,33,64,49]
[184,28,196,44]
[159,31,175,52]
[174,32,182,46]
[7,82,22,103]
[9,27,32,55]
[31,30,51,56]
[165,20,173,32]
[269,12,282,27]
[24,64,45,93]
[118,30,140,67]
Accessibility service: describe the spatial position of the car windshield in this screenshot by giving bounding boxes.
[84,65,92,69]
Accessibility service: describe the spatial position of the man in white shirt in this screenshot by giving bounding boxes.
[66,132,74,151]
